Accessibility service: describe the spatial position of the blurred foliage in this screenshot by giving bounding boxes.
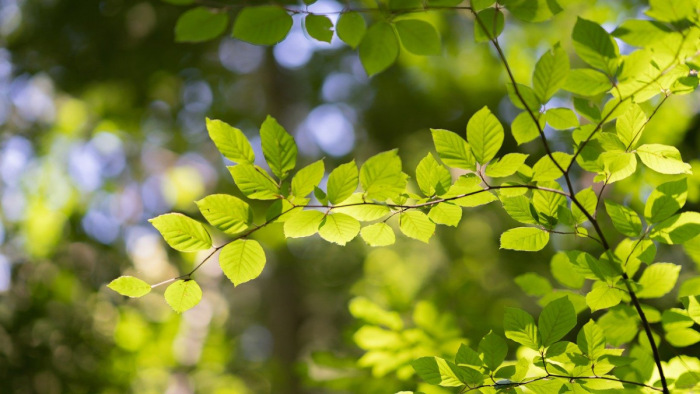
[1,0,700,393]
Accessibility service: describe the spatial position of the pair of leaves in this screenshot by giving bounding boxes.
[504,297,577,350]
[108,276,203,313]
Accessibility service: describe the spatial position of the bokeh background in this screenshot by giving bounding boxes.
[1,0,699,393]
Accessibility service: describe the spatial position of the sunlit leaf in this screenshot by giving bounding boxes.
[232,6,293,45]
[108,276,151,298]
[164,279,202,313]
[149,213,212,252]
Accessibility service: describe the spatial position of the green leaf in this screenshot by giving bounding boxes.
[506,83,541,112]
[416,153,451,196]
[612,19,673,47]
[636,144,692,175]
[636,263,680,299]
[533,44,570,103]
[455,343,482,368]
[360,222,396,246]
[411,357,442,385]
[474,8,505,43]
[470,0,495,11]
[349,297,403,330]
[485,153,528,178]
[206,118,255,164]
[319,213,361,245]
[599,151,637,183]
[431,128,476,170]
[550,252,585,289]
[196,194,252,235]
[336,12,366,49]
[333,193,390,221]
[532,152,572,181]
[616,104,647,149]
[219,239,266,286]
[586,282,623,312]
[501,0,560,22]
[394,19,440,56]
[666,328,700,348]
[149,213,212,252]
[232,6,293,45]
[576,320,605,359]
[532,183,566,226]
[504,307,541,350]
[260,115,297,181]
[515,273,552,297]
[305,14,333,43]
[467,106,504,164]
[107,276,151,298]
[229,164,280,200]
[571,188,596,224]
[500,227,549,251]
[164,280,202,313]
[651,212,700,245]
[399,211,435,243]
[327,160,358,205]
[428,202,462,227]
[502,195,539,225]
[571,17,620,75]
[478,331,508,371]
[360,150,406,201]
[562,68,612,96]
[511,111,542,145]
[291,160,325,200]
[538,296,577,346]
[646,0,696,24]
[604,200,642,237]
[175,7,228,43]
[283,210,325,238]
[645,178,687,224]
[545,108,578,130]
[359,22,399,76]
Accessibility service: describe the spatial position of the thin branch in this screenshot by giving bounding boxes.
[463,373,663,392]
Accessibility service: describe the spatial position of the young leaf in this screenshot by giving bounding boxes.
[467,106,503,164]
[616,104,647,149]
[305,14,333,43]
[636,263,681,299]
[650,212,700,245]
[431,128,476,170]
[228,164,280,200]
[532,152,572,181]
[502,195,539,225]
[571,188,596,224]
[291,160,324,201]
[175,7,228,43]
[550,253,585,289]
[333,193,390,221]
[428,202,462,227]
[546,108,579,130]
[164,280,202,313]
[533,44,570,103]
[260,115,297,181]
[411,357,442,385]
[336,12,366,48]
[485,153,528,178]
[506,83,541,112]
[538,296,576,346]
[636,144,692,175]
[359,22,399,76]
[206,118,255,164]
[599,151,637,183]
[149,213,212,252]
[604,200,642,237]
[515,273,552,297]
[562,68,612,96]
[500,227,549,251]
[399,211,435,243]
[283,210,325,238]
[416,153,451,196]
[196,194,252,235]
[359,149,406,201]
[478,331,508,371]
[219,239,266,286]
[612,19,672,47]
[576,320,606,359]
[108,276,151,298]
[586,283,623,312]
[644,178,687,224]
[360,222,396,246]
[571,17,620,76]
[504,307,541,350]
[232,6,293,45]
[327,160,359,204]
[511,112,541,145]
[394,19,440,56]
[473,8,504,43]
[318,213,361,245]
